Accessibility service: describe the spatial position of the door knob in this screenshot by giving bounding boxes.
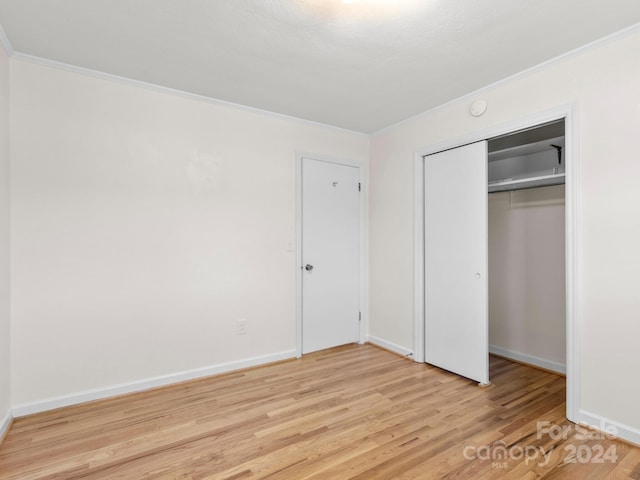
[305,264,314,271]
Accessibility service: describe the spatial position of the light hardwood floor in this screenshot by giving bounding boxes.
[0,344,638,479]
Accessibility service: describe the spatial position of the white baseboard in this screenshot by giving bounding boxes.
[489,344,566,374]
[12,349,296,417]
[576,409,640,447]
[367,336,413,359]
[0,410,12,443]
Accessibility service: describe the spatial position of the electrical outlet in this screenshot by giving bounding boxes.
[236,318,248,335]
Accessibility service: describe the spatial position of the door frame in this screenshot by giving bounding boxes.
[412,104,580,422]
[295,152,367,358]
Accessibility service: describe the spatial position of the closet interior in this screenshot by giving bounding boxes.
[487,120,567,374]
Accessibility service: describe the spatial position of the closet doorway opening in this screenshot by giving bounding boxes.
[413,107,578,423]
[488,120,566,377]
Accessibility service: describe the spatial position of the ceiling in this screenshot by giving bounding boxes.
[1,1,639,133]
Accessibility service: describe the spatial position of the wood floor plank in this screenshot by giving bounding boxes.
[0,344,638,479]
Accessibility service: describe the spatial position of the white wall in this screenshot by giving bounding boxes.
[370,29,640,434]
[488,185,565,370]
[0,41,11,428]
[10,60,369,407]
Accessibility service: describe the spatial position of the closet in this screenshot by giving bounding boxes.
[423,119,567,385]
[487,120,566,374]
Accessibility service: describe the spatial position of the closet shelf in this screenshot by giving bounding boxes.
[488,136,565,162]
[488,173,565,193]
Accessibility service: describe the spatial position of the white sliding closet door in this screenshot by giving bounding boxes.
[424,141,489,385]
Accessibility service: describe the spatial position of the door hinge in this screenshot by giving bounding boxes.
[358,182,361,192]
[359,311,362,321]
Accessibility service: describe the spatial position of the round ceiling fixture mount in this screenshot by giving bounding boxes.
[470,99,487,117]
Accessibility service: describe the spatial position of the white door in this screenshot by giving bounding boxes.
[301,157,360,354]
[424,141,489,384]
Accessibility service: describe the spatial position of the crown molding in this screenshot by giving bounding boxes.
[10,51,368,137]
[372,21,640,136]
[3,19,639,136]
[0,23,14,57]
